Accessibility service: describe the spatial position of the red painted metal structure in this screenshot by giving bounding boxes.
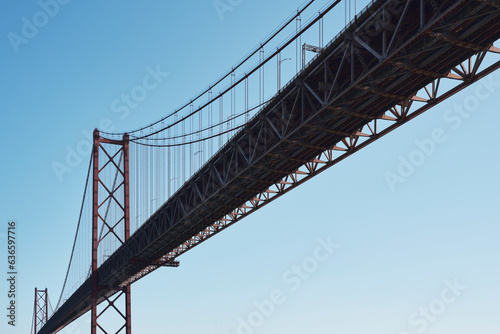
[91,130,131,334]
[34,288,48,333]
[37,0,500,333]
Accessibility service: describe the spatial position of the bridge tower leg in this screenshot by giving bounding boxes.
[91,130,131,334]
[34,288,48,333]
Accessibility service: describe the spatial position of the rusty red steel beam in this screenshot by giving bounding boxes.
[120,48,500,287]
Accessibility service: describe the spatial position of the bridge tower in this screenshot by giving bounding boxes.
[91,130,131,334]
[33,288,48,333]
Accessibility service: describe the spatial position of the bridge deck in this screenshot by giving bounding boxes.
[41,0,500,332]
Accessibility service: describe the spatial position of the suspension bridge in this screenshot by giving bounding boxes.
[33,0,500,332]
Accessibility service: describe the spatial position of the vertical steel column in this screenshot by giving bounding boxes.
[44,289,48,328]
[123,133,131,334]
[91,129,99,334]
[34,288,37,334]
[33,288,37,334]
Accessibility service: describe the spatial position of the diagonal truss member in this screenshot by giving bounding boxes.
[120,43,500,287]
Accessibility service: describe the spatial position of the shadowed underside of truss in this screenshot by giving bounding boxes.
[40,0,500,332]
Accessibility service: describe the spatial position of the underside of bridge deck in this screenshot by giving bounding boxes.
[40,0,500,332]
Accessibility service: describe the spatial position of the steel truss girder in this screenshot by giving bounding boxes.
[39,0,500,332]
[120,48,500,288]
[113,0,500,286]
[90,1,498,292]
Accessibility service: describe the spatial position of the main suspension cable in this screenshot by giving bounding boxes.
[131,123,247,148]
[55,152,93,311]
[100,0,315,137]
[131,98,270,142]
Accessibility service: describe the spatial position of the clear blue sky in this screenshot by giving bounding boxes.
[1,1,499,333]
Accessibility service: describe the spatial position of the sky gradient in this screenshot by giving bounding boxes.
[1,1,499,333]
